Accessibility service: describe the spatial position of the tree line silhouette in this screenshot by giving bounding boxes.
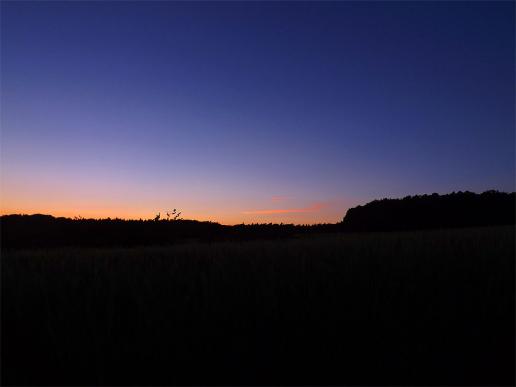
[1,190,514,249]
[341,190,515,231]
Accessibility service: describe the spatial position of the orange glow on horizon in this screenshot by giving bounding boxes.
[0,208,343,225]
[0,200,345,225]
[1,174,352,225]
[242,202,327,215]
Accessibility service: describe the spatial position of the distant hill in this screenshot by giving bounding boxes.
[341,190,515,232]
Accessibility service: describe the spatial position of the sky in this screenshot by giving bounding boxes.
[1,1,514,224]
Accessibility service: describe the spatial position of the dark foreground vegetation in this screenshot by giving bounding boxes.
[2,191,514,385]
[2,226,515,385]
[0,214,339,249]
[1,190,514,249]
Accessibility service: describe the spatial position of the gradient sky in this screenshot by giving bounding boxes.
[1,1,514,224]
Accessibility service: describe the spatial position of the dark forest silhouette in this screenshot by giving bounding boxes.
[341,190,515,231]
[1,190,514,249]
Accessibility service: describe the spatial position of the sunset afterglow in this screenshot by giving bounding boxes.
[1,2,514,224]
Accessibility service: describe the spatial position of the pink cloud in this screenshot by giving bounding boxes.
[242,201,328,215]
[271,195,291,203]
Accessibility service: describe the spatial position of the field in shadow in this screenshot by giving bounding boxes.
[2,226,514,385]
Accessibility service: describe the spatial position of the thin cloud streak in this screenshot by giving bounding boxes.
[242,202,327,215]
[271,195,292,203]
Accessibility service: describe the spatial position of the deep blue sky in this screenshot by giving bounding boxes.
[1,1,514,223]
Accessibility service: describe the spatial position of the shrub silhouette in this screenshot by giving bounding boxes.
[166,209,181,221]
